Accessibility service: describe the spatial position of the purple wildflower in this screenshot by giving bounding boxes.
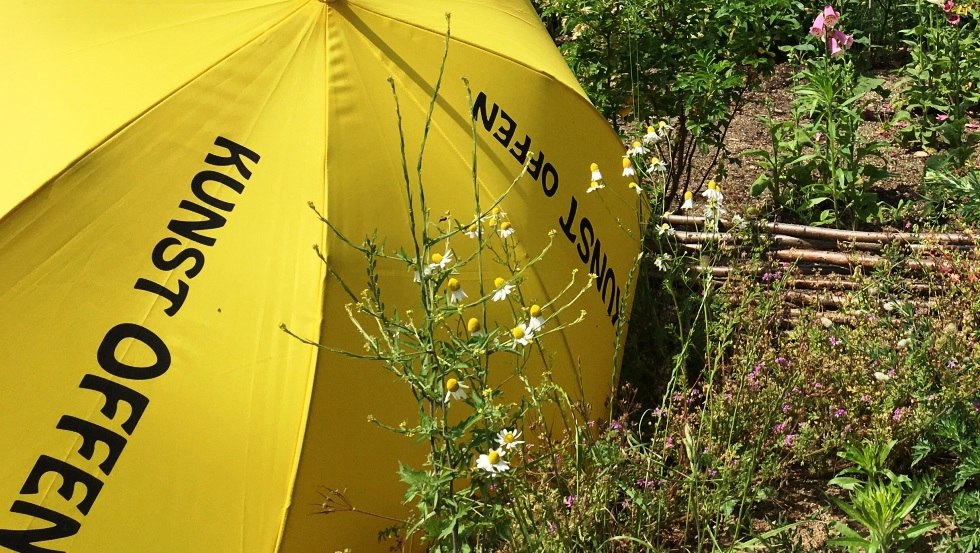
[636,478,657,489]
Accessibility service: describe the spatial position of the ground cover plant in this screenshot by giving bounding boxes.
[311,2,980,551]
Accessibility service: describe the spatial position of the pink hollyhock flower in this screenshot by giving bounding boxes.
[823,5,840,28]
[810,12,826,37]
[948,13,960,24]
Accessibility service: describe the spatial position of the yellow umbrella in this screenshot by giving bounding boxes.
[0,1,644,551]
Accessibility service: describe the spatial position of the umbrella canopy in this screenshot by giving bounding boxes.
[0,1,644,551]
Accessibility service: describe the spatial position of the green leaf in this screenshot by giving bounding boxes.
[750,174,771,196]
[830,476,864,491]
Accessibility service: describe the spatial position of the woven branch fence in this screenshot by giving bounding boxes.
[648,215,980,325]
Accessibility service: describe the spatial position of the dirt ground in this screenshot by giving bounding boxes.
[704,63,979,227]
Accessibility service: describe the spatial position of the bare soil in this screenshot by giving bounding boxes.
[716,63,980,228]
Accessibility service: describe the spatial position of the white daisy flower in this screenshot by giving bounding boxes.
[701,180,723,202]
[626,140,649,156]
[476,448,509,474]
[467,317,484,337]
[427,250,453,271]
[496,429,524,451]
[498,221,515,238]
[681,191,694,210]
[622,157,636,177]
[590,162,603,182]
[464,223,480,239]
[657,120,673,133]
[657,222,675,237]
[445,377,469,402]
[492,277,514,302]
[643,125,661,144]
[511,323,533,347]
[628,182,642,195]
[527,304,545,332]
[447,278,468,304]
[483,206,506,227]
[648,156,667,172]
[587,180,605,193]
[653,253,672,271]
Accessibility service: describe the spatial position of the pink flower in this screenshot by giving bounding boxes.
[944,0,954,12]
[966,123,980,131]
[948,13,961,25]
[810,12,827,37]
[823,5,840,28]
[829,35,846,57]
[937,113,949,122]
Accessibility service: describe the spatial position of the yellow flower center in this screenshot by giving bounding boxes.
[622,158,632,169]
[530,304,542,317]
[446,378,459,392]
[629,182,639,189]
[494,277,506,289]
[500,221,512,231]
[708,180,717,190]
[658,121,668,129]
[631,140,642,149]
[590,162,599,172]
[491,206,502,216]
[448,278,461,291]
[511,326,525,340]
[684,191,693,200]
[467,223,478,233]
[487,450,500,465]
[467,318,482,333]
[431,253,443,264]
[651,157,661,164]
[646,125,655,134]
[503,432,515,443]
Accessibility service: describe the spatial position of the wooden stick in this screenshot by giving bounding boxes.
[664,214,979,245]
